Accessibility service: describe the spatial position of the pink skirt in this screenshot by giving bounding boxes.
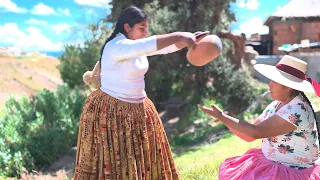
[219,148,320,180]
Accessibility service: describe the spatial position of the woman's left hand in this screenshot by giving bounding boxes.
[175,31,208,49]
[194,31,208,42]
[198,104,225,119]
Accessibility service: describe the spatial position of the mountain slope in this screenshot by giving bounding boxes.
[0,56,63,108]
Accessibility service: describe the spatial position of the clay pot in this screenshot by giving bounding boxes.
[186,35,223,66]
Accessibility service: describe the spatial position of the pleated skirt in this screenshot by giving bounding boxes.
[219,148,320,180]
[74,89,179,180]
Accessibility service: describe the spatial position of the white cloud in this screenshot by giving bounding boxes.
[58,8,71,16]
[237,0,246,8]
[0,0,27,13]
[31,3,56,15]
[74,0,111,8]
[276,5,282,12]
[233,17,269,37]
[25,18,48,26]
[0,23,62,51]
[52,23,71,35]
[237,0,259,10]
[31,3,71,16]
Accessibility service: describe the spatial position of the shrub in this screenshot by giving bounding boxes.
[0,84,86,177]
[205,57,259,115]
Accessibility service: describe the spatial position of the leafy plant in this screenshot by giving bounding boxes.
[0,84,85,177]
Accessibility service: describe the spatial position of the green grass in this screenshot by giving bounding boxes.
[170,124,228,147]
[306,92,320,112]
[0,109,4,117]
[0,58,58,93]
[174,133,260,180]
[16,56,40,60]
[6,63,43,91]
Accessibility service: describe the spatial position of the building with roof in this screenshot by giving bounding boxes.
[0,47,21,56]
[0,47,8,56]
[264,0,320,55]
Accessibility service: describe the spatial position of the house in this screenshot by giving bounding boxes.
[3,47,22,56]
[253,0,320,83]
[246,33,272,55]
[0,47,47,57]
[264,0,320,55]
[0,47,8,56]
[21,52,32,56]
[7,47,22,56]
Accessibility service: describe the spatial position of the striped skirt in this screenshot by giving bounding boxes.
[74,89,179,180]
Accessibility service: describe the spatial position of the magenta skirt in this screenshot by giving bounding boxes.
[219,148,320,180]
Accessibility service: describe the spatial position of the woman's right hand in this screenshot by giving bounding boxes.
[176,32,197,48]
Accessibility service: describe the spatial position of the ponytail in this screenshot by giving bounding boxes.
[299,92,320,146]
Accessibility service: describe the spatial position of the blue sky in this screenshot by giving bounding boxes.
[230,0,289,36]
[0,0,289,52]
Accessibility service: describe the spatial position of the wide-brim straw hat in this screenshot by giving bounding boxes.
[254,55,320,96]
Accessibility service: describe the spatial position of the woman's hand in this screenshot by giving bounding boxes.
[176,32,197,48]
[197,104,225,119]
[194,31,209,42]
[175,31,208,49]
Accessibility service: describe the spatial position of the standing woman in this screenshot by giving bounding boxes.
[74,6,196,180]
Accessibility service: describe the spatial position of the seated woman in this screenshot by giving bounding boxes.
[198,55,320,179]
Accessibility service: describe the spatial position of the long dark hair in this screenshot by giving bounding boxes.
[298,91,320,146]
[99,7,148,66]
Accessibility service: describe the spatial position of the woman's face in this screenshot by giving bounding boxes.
[268,80,292,101]
[124,19,149,40]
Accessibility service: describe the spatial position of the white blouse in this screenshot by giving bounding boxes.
[100,33,180,103]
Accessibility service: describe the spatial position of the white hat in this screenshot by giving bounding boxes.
[254,55,320,96]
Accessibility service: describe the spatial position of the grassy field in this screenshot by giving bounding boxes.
[0,62,43,92]
[0,56,62,108]
[175,134,260,180]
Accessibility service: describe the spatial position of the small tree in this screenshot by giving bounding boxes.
[0,84,86,177]
[58,25,111,89]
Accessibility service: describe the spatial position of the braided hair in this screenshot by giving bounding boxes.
[299,91,320,146]
[99,7,148,66]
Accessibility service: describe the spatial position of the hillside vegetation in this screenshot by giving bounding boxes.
[0,56,62,108]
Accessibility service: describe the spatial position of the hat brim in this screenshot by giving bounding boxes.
[254,64,315,93]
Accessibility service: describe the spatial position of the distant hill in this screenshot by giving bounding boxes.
[0,56,63,108]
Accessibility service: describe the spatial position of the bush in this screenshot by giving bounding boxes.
[0,84,86,177]
[205,57,259,115]
[58,25,111,89]
[58,43,100,89]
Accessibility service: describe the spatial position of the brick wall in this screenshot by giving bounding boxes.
[301,22,320,41]
[270,19,320,55]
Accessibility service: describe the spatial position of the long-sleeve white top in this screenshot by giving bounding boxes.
[100,33,180,103]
